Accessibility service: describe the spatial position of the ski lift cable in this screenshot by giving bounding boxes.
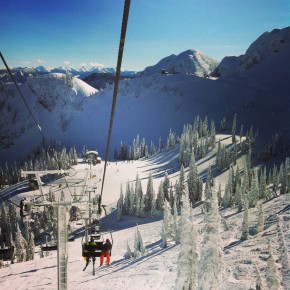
[0,52,44,139]
[99,0,131,209]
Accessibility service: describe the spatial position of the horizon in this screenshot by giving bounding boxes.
[0,0,289,71]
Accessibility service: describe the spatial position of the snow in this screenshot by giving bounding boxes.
[139,49,219,77]
[0,135,289,290]
[1,27,290,167]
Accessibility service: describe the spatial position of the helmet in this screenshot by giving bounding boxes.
[106,239,110,243]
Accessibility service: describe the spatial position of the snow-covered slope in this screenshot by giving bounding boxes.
[211,27,290,77]
[0,140,289,290]
[139,49,219,77]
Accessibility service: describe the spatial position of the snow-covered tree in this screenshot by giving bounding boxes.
[15,223,27,262]
[266,240,281,290]
[256,202,264,234]
[232,113,237,143]
[161,222,167,249]
[156,180,165,210]
[163,201,173,239]
[124,240,133,259]
[163,171,170,201]
[133,225,146,258]
[255,267,265,290]
[248,170,259,208]
[198,181,223,290]
[135,173,144,218]
[144,172,154,213]
[117,185,124,221]
[175,213,198,290]
[241,195,249,241]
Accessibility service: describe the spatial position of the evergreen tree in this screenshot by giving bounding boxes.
[124,240,133,259]
[163,172,170,201]
[144,172,154,213]
[198,180,223,290]
[133,225,146,258]
[172,198,179,245]
[135,173,144,218]
[175,213,198,290]
[156,180,165,210]
[161,222,167,249]
[266,240,280,290]
[117,185,123,221]
[15,223,27,262]
[187,152,200,204]
[256,202,264,234]
[249,170,259,208]
[232,113,237,143]
[241,195,249,241]
[163,201,173,239]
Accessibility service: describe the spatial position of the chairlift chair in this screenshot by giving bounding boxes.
[0,246,14,261]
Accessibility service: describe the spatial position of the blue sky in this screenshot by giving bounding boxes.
[0,0,289,71]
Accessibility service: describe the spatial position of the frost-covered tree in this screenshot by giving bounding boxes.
[161,222,167,249]
[266,240,280,290]
[156,180,165,210]
[163,171,170,201]
[15,223,27,262]
[0,202,11,247]
[256,202,264,234]
[232,113,237,143]
[175,212,198,290]
[135,173,144,218]
[163,201,173,239]
[124,240,133,259]
[117,185,123,221]
[144,172,154,213]
[23,221,35,261]
[187,152,200,204]
[255,267,265,290]
[172,198,179,244]
[133,225,146,258]
[241,195,249,241]
[248,170,259,208]
[198,180,223,290]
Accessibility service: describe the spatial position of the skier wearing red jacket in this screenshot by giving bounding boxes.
[100,239,112,266]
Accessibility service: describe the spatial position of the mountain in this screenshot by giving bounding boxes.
[82,72,131,90]
[1,27,290,166]
[138,49,219,77]
[211,27,290,77]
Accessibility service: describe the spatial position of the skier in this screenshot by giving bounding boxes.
[83,236,97,271]
[100,239,112,266]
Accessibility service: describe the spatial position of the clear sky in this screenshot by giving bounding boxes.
[0,0,289,71]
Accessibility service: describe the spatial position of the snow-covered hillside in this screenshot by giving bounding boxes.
[1,27,290,167]
[0,134,289,290]
[211,27,290,77]
[139,49,219,77]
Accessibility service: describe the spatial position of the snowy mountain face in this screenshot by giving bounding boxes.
[211,27,290,77]
[82,72,134,90]
[1,27,290,166]
[138,49,219,77]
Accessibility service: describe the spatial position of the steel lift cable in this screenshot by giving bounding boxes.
[99,0,131,212]
[0,52,44,138]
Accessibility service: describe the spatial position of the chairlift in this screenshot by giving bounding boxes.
[82,234,103,258]
[41,244,57,251]
[0,246,14,261]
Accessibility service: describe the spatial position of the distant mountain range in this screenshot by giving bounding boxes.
[1,27,290,166]
[0,65,137,86]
